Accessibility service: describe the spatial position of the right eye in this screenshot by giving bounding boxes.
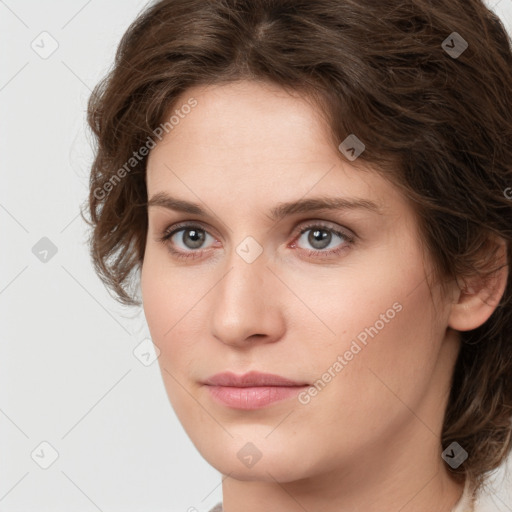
[158,223,218,260]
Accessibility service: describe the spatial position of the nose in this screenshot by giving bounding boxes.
[209,247,286,348]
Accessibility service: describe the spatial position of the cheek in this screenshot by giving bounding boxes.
[320,278,440,421]
[141,256,185,387]
[298,245,440,405]
[140,250,208,375]
[286,284,440,466]
[140,253,169,340]
[140,247,189,338]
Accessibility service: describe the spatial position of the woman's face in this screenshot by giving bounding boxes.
[141,80,460,484]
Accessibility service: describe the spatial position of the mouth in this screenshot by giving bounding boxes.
[202,371,310,410]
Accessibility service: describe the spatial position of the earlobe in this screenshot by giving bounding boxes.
[448,238,509,332]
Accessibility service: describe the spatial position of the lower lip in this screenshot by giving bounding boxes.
[205,385,308,410]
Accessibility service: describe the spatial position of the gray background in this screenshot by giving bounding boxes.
[1,1,511,510]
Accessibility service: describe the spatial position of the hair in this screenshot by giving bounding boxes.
[82,0,512,496]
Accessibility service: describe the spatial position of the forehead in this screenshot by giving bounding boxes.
[148,80,334,169]
[145,80,407,221]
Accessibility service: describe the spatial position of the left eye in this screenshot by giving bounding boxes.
[295,225,351,252]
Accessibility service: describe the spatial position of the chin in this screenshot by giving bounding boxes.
[199,442,315,483]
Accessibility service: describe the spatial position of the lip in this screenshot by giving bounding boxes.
[204,371,308,387]
[203,371,309,410]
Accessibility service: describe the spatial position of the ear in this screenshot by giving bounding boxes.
[448,236,509,332]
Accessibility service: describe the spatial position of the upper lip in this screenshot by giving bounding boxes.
[203,371,308,387]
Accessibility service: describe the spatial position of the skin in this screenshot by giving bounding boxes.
[140,80,508,512]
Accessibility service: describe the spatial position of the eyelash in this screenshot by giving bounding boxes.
[157,221,355,261]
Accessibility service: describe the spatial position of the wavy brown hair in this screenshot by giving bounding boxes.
[82,0,512,496]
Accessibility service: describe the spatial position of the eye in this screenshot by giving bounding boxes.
[157,221,355,261]
[291,222,354,258]
[157,222,217,260]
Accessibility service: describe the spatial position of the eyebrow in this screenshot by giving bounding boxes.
[147,192,382,221]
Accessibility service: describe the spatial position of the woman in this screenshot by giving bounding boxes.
[83,0,512,510]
